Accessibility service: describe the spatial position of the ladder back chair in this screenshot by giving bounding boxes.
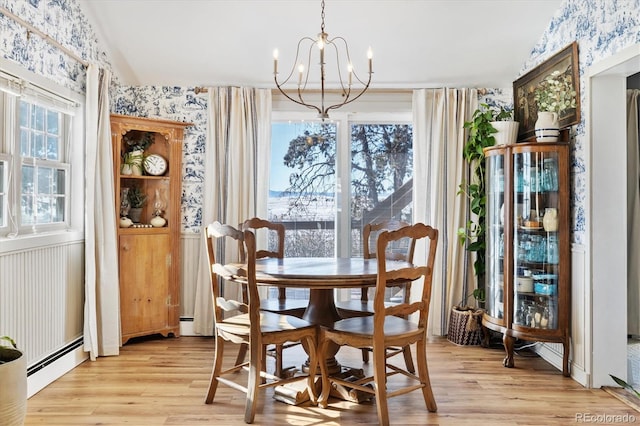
[242,217,308,378]
[204,221,319,424]
[335,219,416,371]
[318,223,439,426]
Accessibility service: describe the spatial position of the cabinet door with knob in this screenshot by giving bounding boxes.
[483,140,571,376]
[111,114,191,344]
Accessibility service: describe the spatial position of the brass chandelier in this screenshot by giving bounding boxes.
[273,0,372,120]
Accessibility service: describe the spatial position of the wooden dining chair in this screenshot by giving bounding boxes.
[241,217,308,378]
[335,219,416,371]
[318,223,438,425]
[204,221,319,424]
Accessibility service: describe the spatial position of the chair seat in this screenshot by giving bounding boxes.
[335,300,398,317]
[330,314,420,338]
[260,298,308,317]
[218,311,315,336]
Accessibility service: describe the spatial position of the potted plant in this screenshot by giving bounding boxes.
[458,103,499,292]
[533,70,575,142]
[0,336,27,425]
[127,185,147,223]
[491,106,519,146]
[121,131,154,176]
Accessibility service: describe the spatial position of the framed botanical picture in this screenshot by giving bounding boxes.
[513,42,580,140]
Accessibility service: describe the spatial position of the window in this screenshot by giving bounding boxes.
[269,111,413,301]
[269,114,413,257]
[18,101,69,227]
[0,69,80,239]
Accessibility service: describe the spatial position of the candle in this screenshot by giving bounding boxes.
[348,63,353,85]
[367,47,373,73]
[273,49,278,74]
[298,64,304,85]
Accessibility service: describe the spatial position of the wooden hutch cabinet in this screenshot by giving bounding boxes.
[110,114,191,344]
[483,140,571,376]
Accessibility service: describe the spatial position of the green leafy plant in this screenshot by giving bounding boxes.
[457,104,502,295]
[127,185,147,208]
[534,69,577,114]
[610,374,640,398]
[0,335,19,365]
[123,131,155,152]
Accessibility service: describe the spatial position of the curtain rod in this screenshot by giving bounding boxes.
[194,87,413,95]
[0,6,89,67]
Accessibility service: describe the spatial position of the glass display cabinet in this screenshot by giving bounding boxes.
[483,140,571,376]
[110,114,191,344]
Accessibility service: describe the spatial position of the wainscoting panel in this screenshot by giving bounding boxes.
[180,233,201,319]
[0,241,84,367]
[537,243,588,386]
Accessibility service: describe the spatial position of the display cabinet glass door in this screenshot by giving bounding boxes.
[512,150,560,331]
[485,152,505,322]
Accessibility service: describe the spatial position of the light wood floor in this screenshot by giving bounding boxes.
[25,335,636,425]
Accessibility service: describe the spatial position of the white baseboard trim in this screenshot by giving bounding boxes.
[537,343,589,387]
[180,318,196,336]
[27,345,87,398]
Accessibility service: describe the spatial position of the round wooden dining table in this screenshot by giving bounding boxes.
[252,256,411,325]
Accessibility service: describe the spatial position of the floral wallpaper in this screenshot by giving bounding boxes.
[3,0,640,240]
[112,86,208,233]
[0,0,109,92]
[518,0,640,245]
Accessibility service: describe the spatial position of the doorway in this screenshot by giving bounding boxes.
[590,43,640,388]
[628,71,640,388]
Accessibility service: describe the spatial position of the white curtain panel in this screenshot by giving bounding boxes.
[413,88,477,336]
[628,89,640,336]
[83,65,120,359]
[193,87,272,336]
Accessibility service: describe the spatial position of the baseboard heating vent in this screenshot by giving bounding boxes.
[27,337,83,377]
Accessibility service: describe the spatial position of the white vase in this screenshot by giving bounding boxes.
[543,207,559,232]
[0,347,27,426]
[534,112,559,142]
[492,121,520,145]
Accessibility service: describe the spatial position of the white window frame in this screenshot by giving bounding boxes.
[0,60,84,252]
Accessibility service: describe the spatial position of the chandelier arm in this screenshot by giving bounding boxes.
[326,36,352,92]
[274,77,322,114]
[325,73,372,113]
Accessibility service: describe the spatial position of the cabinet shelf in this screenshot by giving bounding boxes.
[482,141,570,377]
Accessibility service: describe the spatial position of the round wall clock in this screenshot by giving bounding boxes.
[143,154,167,176]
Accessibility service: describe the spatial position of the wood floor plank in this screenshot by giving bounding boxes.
[24,336,636,425]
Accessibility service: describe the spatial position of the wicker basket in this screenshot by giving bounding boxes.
[447,306,484,346]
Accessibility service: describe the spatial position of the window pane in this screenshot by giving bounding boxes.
[54,169,65,194]
[37,167,52,194]
[33,105,45,131]
[269,121,337,258]
[53,197,64,222]
[47,136,59,161]
[350,124,413,256]
[36,195,51,223]
[20,129,29,157]
[47,110,59,134]
[21,194,34,225]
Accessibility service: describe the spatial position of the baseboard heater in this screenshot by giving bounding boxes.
[27,337,83,377]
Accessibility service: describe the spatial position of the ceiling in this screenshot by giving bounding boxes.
[78,0,562,90]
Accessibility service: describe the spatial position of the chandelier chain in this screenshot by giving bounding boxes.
[320,0,325,33]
